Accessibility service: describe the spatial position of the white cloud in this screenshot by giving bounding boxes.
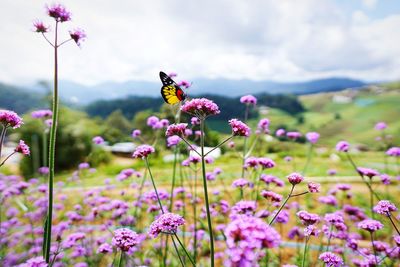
[0,0,399,86]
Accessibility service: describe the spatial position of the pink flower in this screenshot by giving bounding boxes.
[308,182,321,193]
[357,167,379,178]
[46,4,71,22]
[306,132,320,144]
[335,141,349,152]
[166,123,188,137]
[319,252,343,267]
[287,172,304,185]
[0,110,23,129]
[276,128,286,137]
[374,122,387,130]
[31,109,52,118]
[112,228,140,251]
[178,80,191,88]
[69,28,86,46]
[386,147,400,157]
[181,98,220,118]
[261,190,283,202]
[258,157,275,169]
[148,212,185,238]
[97,243,112,254]
[131,129,141,138]
[286,131,302,140]
[132,145,155,159]
[228,119,250,137]
[33,21,49,33]
[373,200,397,215]
[92,136,104,145]
[15,140,30,155]
[191,117,200,125]
[357,219,383,232]
[240,95,257,105]
[257,118,270,134]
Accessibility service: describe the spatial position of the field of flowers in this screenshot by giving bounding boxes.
[1,3,400,267]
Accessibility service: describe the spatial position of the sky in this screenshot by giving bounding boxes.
[0,0,399,86]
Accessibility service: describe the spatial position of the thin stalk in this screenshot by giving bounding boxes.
[193,168,198,263]
[369,180,375,219]
[240,105,250,177]
[0,125,7,158]
[301,236,310,267]
[0,151,16,167]
[45,20,59,263]
[387,213,400,235]
[180,137,201,157]
[144,158,164,213]
[204,135,233,157]
[325,225,333,252]
[169,147,178,211]
[269,185,295,225]
[174,233,196,266]
[118,251,123,267]
[302,143,313,175]
[42,131,48,167]
[133,170,147,224]
[171,235,186,267]
[370,232,378,265]
[200,119,214,267]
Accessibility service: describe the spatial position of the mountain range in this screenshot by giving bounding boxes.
[23,77,366,104]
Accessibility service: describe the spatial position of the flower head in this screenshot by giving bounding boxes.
[287,172,304,185]
[0,110,23,128]
[46,4,71,22]
[308,182,321,193]
[148,212,185,238]
[373,200,397,215]
[240,95,257,105]
[166,123,187,137]
[92,136,104,145]
[276,128,286,137]
[31,109,52,118]
[232,178,249,188]
[69,28,86,46]
[287,131,302,140]
[357,167,379,178]
[131,129,141,138]
[97,243,113,254]
[33,21,49,33]
[112,228,140,251]
[257,118,270,134]
[261,190,283,202]
[319,252,344,267]
[181,98,220,118]
[15,140,30,155]
[375,122,387,130]
[306,132,320,144]
[357,219,383,232]
[335,141,349,152]
[386,147,400,157]
[297,210,320,226]
[132,145,155,159]
[19,256,47,267]
[228,119,250,137]
[258,157,275,169]
[167,135,181,147]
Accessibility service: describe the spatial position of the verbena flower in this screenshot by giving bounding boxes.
[46,4,71,22]
[112,228,140,251]
[374,122,387,130]
[228,119,250,137]
[131,129,141,138]
[261,190,282,202]
[308,182,321,193]
[257,118,270,134]
[132,145,155,159]
[15,140,30,155]
[33,21,49,33]
[386,147,400,157]
[181,98,220,118]
[240,95,257,105]
[225,215,280,266]
[167,135,181,147]
[31,109,52,118]
[0,110,23,128]
[357,167,379,178]
[69,28,86,46]
[178,80,191,88]
[191,117,200,125]
[243,157,259,169]
[92,136,104,145]
[380,174,391,185]
[276,128,285,137]
[335,141,349,152]
[232,178,249,188]
[97,243,113,254]
[373,200,397,215]
[297,210,320,226]
[231,201,257,217]
[287,172,304,185]
[148,212,185,238]
[319,252,344,267]
[286,131,302,140]
[166,123,188,137]
[258,157,275,169]
[306,132,320,144]
[78,162,90,169]
[147,116,160,128]
[304,225,320,237]
[357,219,383,232]
[19,256,47,267]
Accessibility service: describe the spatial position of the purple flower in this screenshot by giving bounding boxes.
[287,172,304,185]
[336,184,351,191]
[357,167,379,178]
[232,178,249,188]
[380,174,391,185]
[225,215,280,266]
[308,182,321,193]
[286,131,302,140]
[191,117,200,125]
[231,201,257,217]
[276,128,286,137]
[149,212,185,238]
[167,135,181,147]
[97,243,113,254]
[38,166,49,175]
[297,210,320,226]
[181,98,220,118]
[31,109,52,118]
[386,147,400,157]
[244,157,259,169]
[166,123,188,137]
[374,122,387,130]
[319,195,338,206]
[261,190,282,202]
[306,132,320,144]
[284,156,292,162]
[257,118,270,134]
[131,129,141,138]
[335,141,349,152]
[19,256,47,267]
[46,4,71,22]
[319,252,343,267]
[112,228,140,251]
[15,140,30,155]
[132,144,155,159]
[0,110,23,128]
[228,119,250,137]
[92,136,104,145]
[304,225,320,237]
[178,80,191,88]
[33,21,49,33]
[258,157,275,169]
[147,116,160,128]
[373,200,397,215]
[328,169,337,176]
[357,219,383,232]
[240,95,257,105]
[78,162,90,169]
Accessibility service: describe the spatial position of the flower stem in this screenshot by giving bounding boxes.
[387,213,400,235]
[0,125,7,158]
[44,20,59,263]
[193,168,198,263]
[370,232,378,265]
[301,236,310,267]
[0,151,16,167]
[200,119,214,267]
[174,233,196,266]
[171,235,186,267]
[118,251,123,267]
[269,185,295,225]
[169,146,178,211]
[302,143,313,175]
[204,135,233,157]
[144,157,164,213]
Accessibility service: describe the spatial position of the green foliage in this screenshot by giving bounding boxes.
[88,147,112,167]
[101,110,133,144]
[0,82,44,113]
[19,106,104,176]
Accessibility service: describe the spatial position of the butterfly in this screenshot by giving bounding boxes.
[159,71,186,105]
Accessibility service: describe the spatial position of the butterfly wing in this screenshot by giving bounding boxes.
[159,71,186,105]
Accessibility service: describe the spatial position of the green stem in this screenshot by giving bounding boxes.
[387,213,400,235]
[193,168,198,263]
[169,147,178,211]
[269,185,295,225]
[118,250,123,267]
[302,143,313,175]
[174,233,196,266]
[0,151,16,167]
[144,158,164,213]
[370,232,378,265]
[133,170,147,224]
[301,236,310,267]
[204,135,233,157]
[171,235,185,267]
[0,125,7,158]
[200,119,214,267]
[325,225,333,252]
[44,20,59,263]
[43,131,48,167]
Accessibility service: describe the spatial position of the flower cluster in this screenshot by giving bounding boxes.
[228,119,250,137]
[181,98,220,118]
[357,219,384,232]
[240,95,257,105]
[148,213,185,238]
[31,109,52,119]
[386,147,400,157]
[306,132,320,144]
[132,145,155,159]
[46,3,71,22]
[373,200,397,215]
[297,210,320,225]
[166,123,188,137]
[287,172,304,185]
[14,140,30,155]
[112,228,140,251]
[319,252,344,267]
[0,110,23,129]
[336,141,349,152]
